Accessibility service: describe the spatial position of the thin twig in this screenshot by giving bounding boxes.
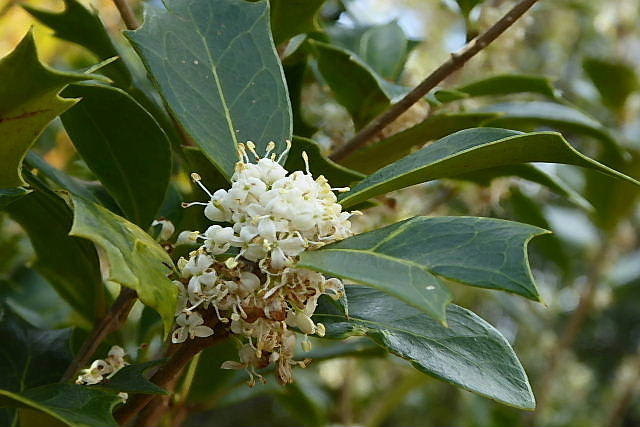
[116,325,228,426]
[329,0,541,163]
[62,287,138,382]
[112,0,140,30]
[526,237,614,425]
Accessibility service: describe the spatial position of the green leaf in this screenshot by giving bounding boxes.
[300,244,452,322]
[270,0,325,45]
[314,286,535,409]
[22,0,131,86]
[98,361,167,395]
[6,184,105,323]
[25,151,118,212]
[300,216,546,302]
[339,128,640,208]
[284,136,365,187]
[455,164,592,211]
[0,384,120,427]
[61,84,172,228]
[456,74,558,99]
[0,30,98,187]
[583,57,638,111]
[126,0,292,179]
[0,306,73,426]
[342,112,501,173]
[358,21,408,81]
[481,101,623,156]
[456,0,486,16]
[307,39,392,129]
[0,188,31,210]
[0,306,73,394]
[69,195,178,336]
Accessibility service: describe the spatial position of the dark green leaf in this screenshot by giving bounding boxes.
[0,30,100,187]
[456,74,558,99]
[25,151,119,212]
[127,0,292,179]
[99,361,167,395]
[358,21,408,80]
[482,101,623,157]
[339,128,640,208]
[0,188,31,210]
[0,306,73,427]
[0,306,73,393]
[456,0,486,16]
[186,341,239,404]
[301,216,546,301]
[285,136,365,187]
[307,39,392,129]
[343,112,500,173]
[69,195,178,336]
[270,0,325,45]
[0,384,120,427]
[314,286,535,409]
[6,184,105,323]
[22,0,131,86]
[583,57,638,111]
[61,84,171,228]
[283,59,317,137]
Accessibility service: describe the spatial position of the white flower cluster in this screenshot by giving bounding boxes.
[75,345,129,401]
[173,141,355,385]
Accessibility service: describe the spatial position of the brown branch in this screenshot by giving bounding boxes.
[116,326,228,426]
[112,0,140,30]
[526,237,614,425]
[62,287,138,382]
[329,0,541,163]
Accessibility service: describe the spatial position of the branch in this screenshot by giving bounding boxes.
[62,287,138,382]
[115,326,228,426]
[329,0,541,163]
[112,0,140,30]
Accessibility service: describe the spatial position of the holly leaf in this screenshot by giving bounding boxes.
[314,286,535,410]
[339,128,640,208]
[270,0,325,45]
[22,0,131,86]
[0,306,73,426]
[99,361,167,395]
[0,30,101,187]
[61,84,172,228]
[126,0,292,179]
[6,181,105,323]
[0,188,31,210]
[0,384,121,427]
[300,216,546,303]
[69,196,177,336]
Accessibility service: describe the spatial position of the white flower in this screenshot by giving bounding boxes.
[152,219,175,241]
[171,311,214,343]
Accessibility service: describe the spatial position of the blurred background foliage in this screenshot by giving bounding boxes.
[3,0,640,426]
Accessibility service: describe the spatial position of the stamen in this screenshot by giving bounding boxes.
[181,202,208,208]
[301,151,311,175]
[246,141,260,159]
[191,173,214,198]
[265,141,276,157]
[331,187,350,193]
[276,140,292,164]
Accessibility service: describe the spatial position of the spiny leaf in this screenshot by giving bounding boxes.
[126,0,292,179]
[300,216,546,302]
[0,384,120,427]
[69,196,177,336]
[0,30,101,187]
[314,286,535,410]
[98,360,167,395]
[339,128,640,208]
